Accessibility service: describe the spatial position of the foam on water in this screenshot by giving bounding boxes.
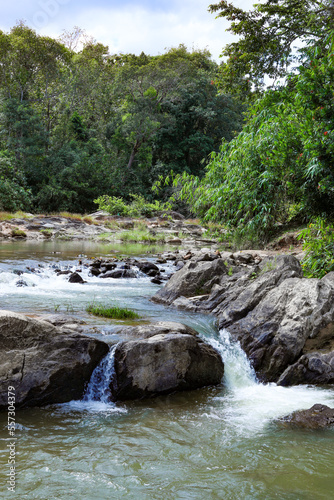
[206,329,334,434]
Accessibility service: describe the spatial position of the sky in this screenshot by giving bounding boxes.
[0,0,255,61]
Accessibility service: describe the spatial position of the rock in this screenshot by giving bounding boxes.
[217,258,334,383]
[278,351,334,386]
[99,269,137,279]
[68,272,85,283]
[111,322,224,400]
[136,261,159,275]
[160,211,185,220]
[90,267,101,277]
[39,314,86,327]
[151,278,162,284]
[118,321,199,340]
[57,270,72,275]
[168,238,182,245]
[152,258,227,305]
[279,404,334,429]
[16,279,28,287]
[0,310,109,410]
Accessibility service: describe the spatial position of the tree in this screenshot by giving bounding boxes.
[209,0,334,94]
[172,35,334,243]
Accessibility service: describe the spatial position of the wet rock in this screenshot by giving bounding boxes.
[152,258,227,305]
[0,310,109,410]
[99,269,137,279]
[57,270,72,276]
[279,404,334,429]
[16,279,28,287]
[112,322,224,400]
[13,269,24,276]
[278,351,334,386]
[68,272,86,283]
[151,278,162,284]
[136,261,159,275]
[90,267,101,277]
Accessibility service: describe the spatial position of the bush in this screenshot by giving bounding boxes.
[298,218,334,278]
[94,195,130,216]
[94,194,168,218]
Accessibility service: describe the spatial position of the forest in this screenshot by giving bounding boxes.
[0,23,242,214]
[0,1,333,263]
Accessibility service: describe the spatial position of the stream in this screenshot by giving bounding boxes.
[0,240,334,499]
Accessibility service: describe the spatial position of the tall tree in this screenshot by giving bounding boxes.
[209,0,334,94]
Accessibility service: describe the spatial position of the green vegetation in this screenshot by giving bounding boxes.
[1,4,333,277]
[86,303,140,320]
[11,228,27,237]
[298,219,334,278]
[94,194,168,218]
[171,33,334,247]
[40,229,53,237]
[0,24,242,213]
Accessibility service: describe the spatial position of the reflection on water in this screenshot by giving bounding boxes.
[0,243,334,499]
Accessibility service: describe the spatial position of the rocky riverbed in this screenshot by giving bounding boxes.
[1,213,333,426]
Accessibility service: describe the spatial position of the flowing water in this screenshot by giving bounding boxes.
[0,241,334,499]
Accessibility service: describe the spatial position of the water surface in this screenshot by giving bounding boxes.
[0,242,333,499]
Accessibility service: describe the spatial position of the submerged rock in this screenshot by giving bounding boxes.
[0,310,109,410]
[279,404,334,429]
[112,322,224,400]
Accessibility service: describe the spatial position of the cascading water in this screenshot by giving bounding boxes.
[84,345,117,403]
[208,328,257,390]
[2,246,334,499]
[207,329,334,434]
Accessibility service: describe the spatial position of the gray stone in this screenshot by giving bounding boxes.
[278,404,334,429]
[0,310,108,410]
[112,323,224,400]
[152,258,227,305]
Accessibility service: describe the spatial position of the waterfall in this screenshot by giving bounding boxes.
[84,345,117,403]
[207,328,257,390]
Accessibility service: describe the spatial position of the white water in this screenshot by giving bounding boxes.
[84,345,117,403]
[207,329,334,435]
[1,248,334,498]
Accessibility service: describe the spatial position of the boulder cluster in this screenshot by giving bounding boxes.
[153,254,334,387]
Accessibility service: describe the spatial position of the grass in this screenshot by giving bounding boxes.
[40,229,53,237]
[117,229,165,243]
[59,212,83,221]
[11,228,27,237]
[86,303,140,320]
[0,211,33,222]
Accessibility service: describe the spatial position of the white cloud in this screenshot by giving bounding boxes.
[1,0,256,62]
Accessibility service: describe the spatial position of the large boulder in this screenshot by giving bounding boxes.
[152,255,334,385]
[152,258,227,305]
[278,404,334,429]
[112,322,224,400]
[226,270,334,383]
[0,310,109,410]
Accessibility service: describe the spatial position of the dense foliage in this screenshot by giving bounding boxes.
[173,34,334,244]
[209,0,334,95]
[0,25,243,212]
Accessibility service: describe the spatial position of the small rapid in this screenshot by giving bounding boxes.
[206,329,334,434]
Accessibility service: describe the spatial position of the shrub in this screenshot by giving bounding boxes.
[298,218,334,278]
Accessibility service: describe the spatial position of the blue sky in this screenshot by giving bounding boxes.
[0,0,254,61]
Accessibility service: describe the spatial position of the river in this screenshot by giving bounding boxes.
[0,240,333,499]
